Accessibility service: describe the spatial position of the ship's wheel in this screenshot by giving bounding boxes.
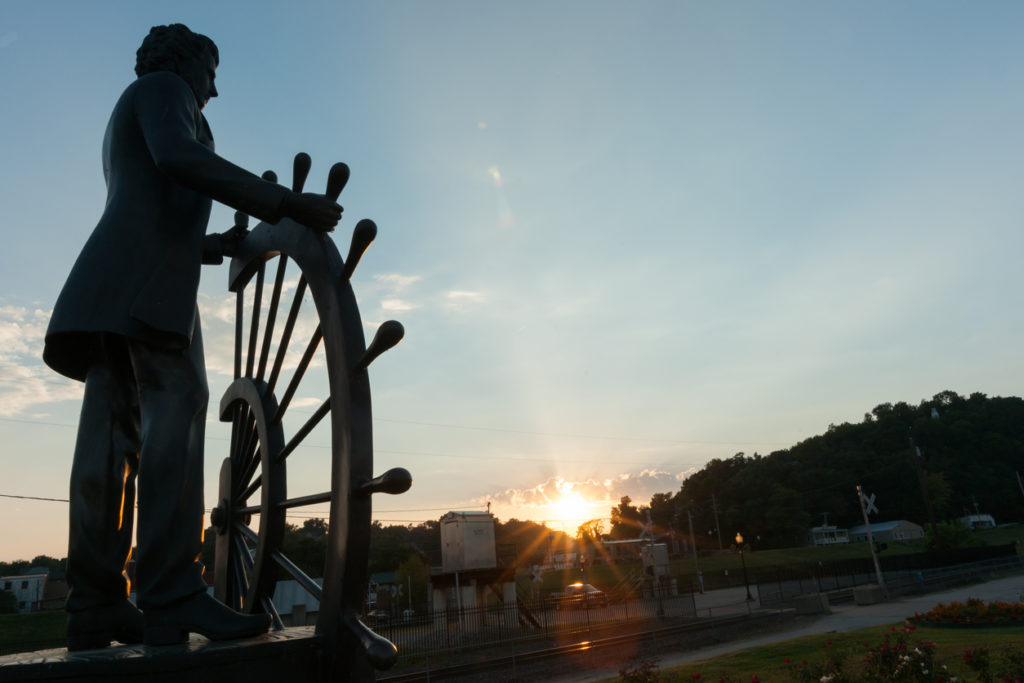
[209,153,410,680]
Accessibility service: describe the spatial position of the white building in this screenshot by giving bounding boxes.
[1,573,48,613]
[959,514,996,530]
[848,520,924,543]
[809,524,850,546]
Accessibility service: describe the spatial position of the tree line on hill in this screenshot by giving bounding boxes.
[605,390,1024,550]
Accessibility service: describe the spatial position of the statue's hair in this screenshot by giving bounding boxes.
[135,24,218,77]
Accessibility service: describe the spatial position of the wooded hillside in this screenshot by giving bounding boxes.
[659,390,1024,549]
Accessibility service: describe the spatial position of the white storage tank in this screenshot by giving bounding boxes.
[440,511,497,573]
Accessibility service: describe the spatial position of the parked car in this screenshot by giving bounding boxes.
[559,582,608,608]
[364,609,390,626]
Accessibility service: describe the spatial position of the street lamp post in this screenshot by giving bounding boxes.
[735,532,753,602]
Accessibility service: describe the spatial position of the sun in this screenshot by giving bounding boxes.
[552,493,593,532]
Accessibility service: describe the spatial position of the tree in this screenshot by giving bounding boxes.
[301,518,329,538]
[394,554,431,612]
[496,518,555,567]
[923,521,981,551]
[0,590,17,614]
[610,496,643,540]
[576,518,605,560]
[648,492,676,535]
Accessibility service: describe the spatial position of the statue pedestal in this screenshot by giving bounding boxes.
[0,627,325,682]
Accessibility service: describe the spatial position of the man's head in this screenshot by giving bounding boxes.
[136,24,218,109]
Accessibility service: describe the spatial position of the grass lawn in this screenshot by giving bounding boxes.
[0,611,65,655]
[607,621,1024,682]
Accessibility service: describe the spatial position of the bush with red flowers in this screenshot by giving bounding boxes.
[910,598,1024,626]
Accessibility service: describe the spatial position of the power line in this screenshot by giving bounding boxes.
[0,493,69,503]
[373,416,786,446]
[0,413,789,448]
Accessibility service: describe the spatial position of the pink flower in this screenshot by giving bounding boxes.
[784,658,790,664]
[692,675,700,681]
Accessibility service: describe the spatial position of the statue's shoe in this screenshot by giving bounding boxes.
[143,592,271,645]
[67,600,145,650]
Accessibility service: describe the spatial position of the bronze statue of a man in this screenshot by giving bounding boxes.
[43,24,341,650]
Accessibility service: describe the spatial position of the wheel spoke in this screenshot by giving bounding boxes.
[233,532,255,572]
[270,550,322,601]
[277,399,331,463]
[274,324,323,425]
[266,276,308,397]
[239,474,262,504]
[245,261,266,378]
[234,289,244,380]
[236,432,262,496]
[277,491,331,510]
[237,522,259,543]
[230,549,248,609]
[256,256,288,383]
[261,595,285,631]
[229,404,242,470]
[234,424,261,498]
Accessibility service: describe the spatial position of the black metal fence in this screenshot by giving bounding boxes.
[372,590,697,658]
[756,544,1023,607]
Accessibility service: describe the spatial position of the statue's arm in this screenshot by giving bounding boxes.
[133,72,290,224]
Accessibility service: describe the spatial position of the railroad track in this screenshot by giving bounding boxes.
[379,611,777,683]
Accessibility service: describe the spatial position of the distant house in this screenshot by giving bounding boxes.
[848,520,924,543]
[808,524,850,546]
[958,514,996,530]
[1,572,48,613]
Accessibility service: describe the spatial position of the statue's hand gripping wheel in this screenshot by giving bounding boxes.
[209,153,411,679]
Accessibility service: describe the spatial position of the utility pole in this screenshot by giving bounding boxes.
[686,509,704,593]
[711,494,724,551]
[908,435,941,548]
[857,485,888,599]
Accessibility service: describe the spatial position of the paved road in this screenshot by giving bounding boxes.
[553,573,1024,682]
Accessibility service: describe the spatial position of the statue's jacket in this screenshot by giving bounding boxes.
[44,71,289,381]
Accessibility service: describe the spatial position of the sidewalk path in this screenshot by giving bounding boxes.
[553,573,1024,682]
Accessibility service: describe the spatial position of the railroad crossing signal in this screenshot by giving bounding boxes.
[863,492,878,516]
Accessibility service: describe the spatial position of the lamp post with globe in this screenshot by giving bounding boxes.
[735,532,754,602]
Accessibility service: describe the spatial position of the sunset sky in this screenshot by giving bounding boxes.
[2,1,1024,562]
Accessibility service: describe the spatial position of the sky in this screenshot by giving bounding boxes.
[2,1,1024,562]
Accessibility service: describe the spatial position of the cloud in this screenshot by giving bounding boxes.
[477,469,685,523]
[0,304,82,416]
[0,32,16,49]
[381,299,417,312]
[443,290,486,312]
[373,274,421,291]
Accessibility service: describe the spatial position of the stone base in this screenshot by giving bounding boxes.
[854,584,884,605]
[792,593,831,615]
[0,627,324,683]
